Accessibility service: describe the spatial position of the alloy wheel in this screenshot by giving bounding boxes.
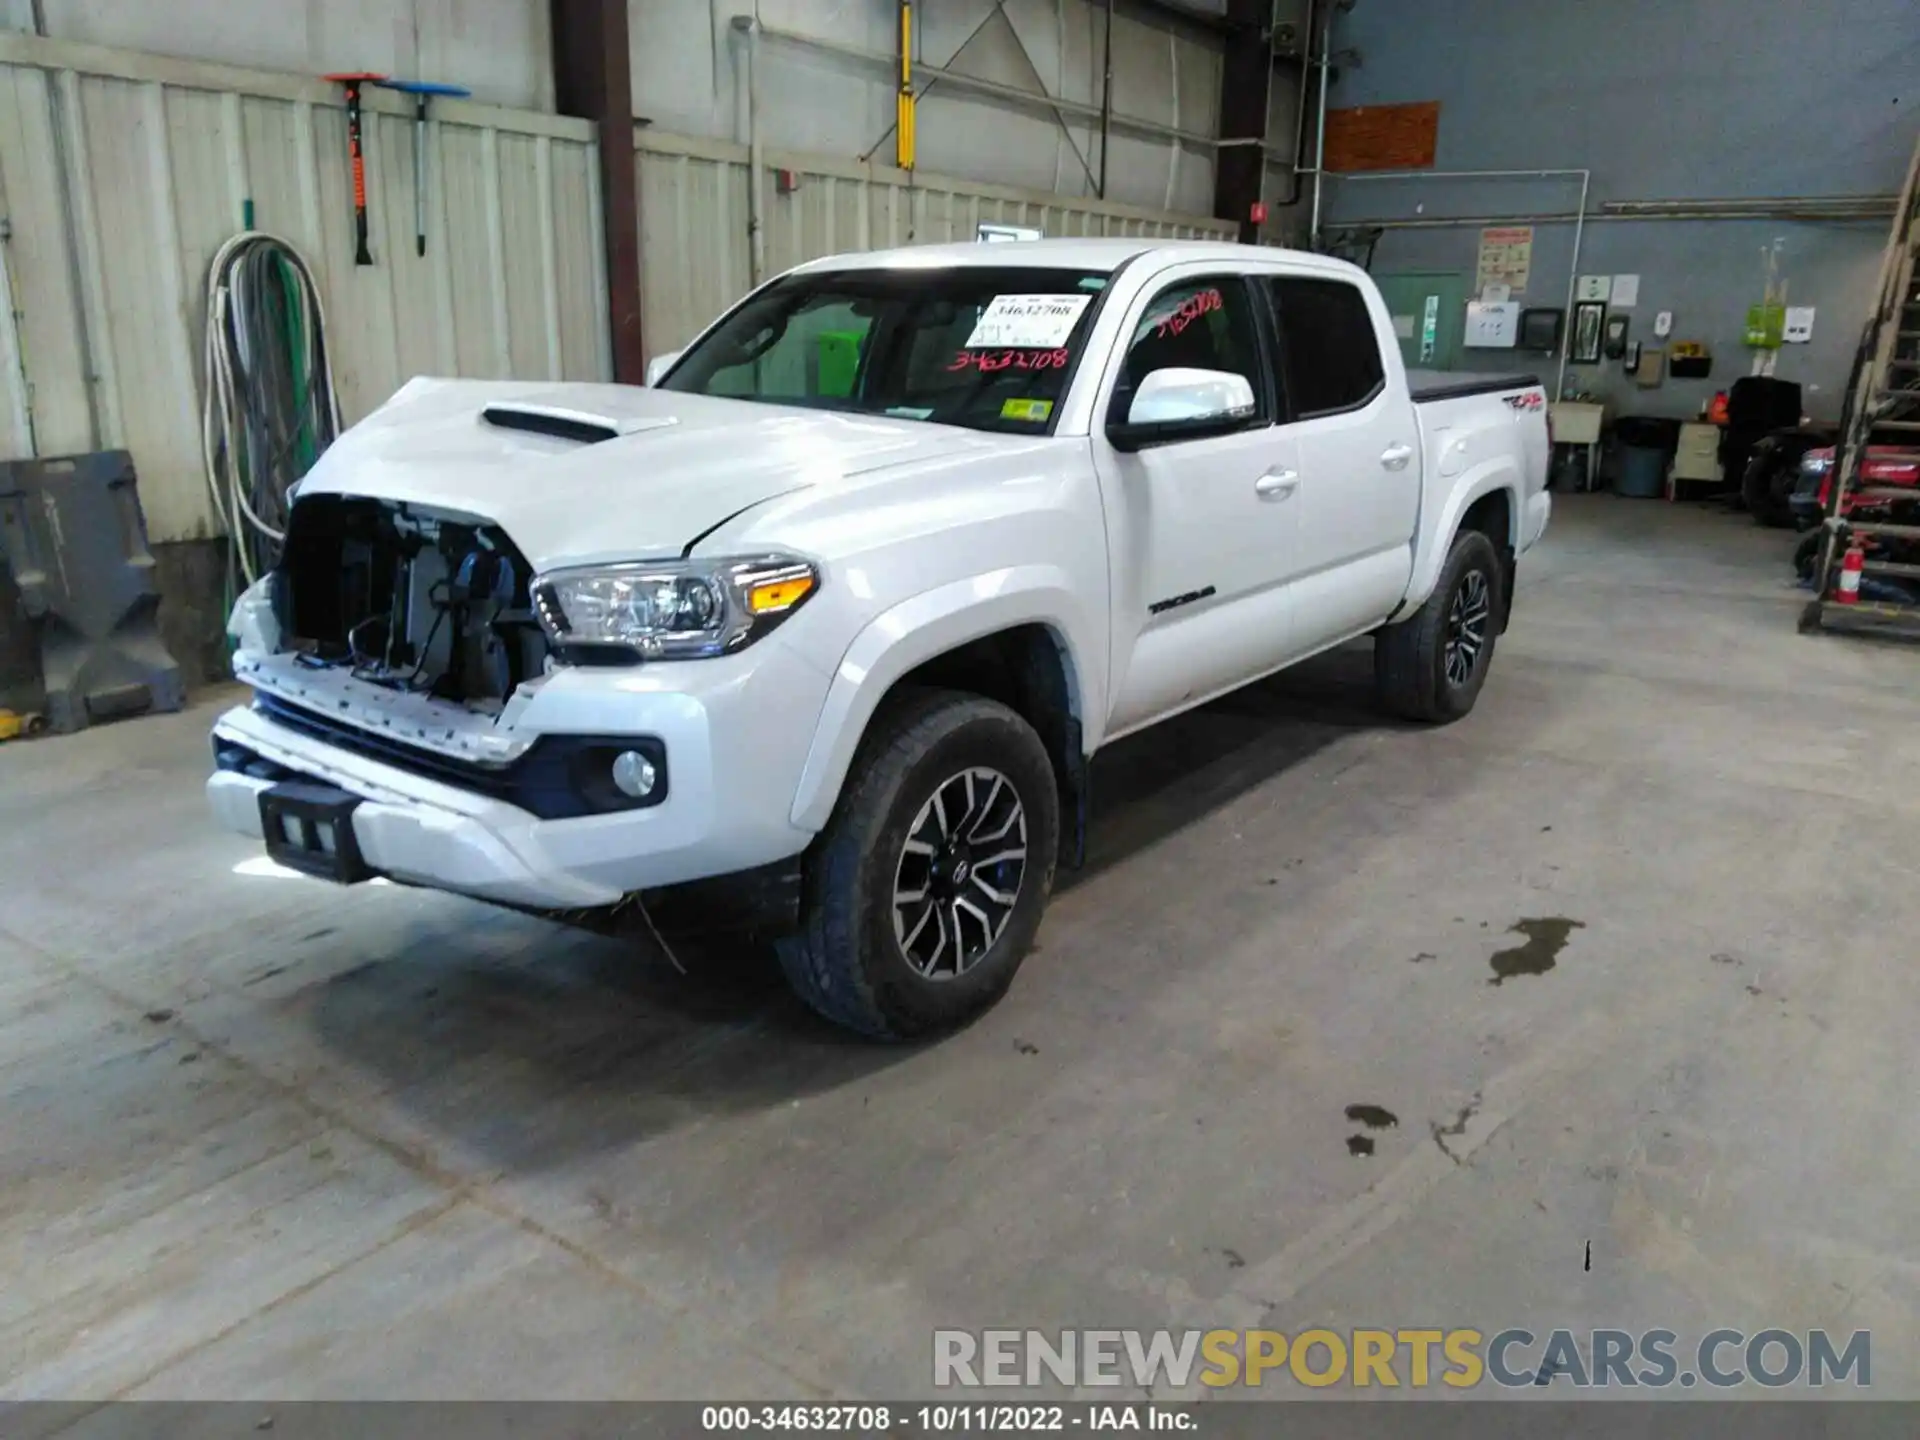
[1444,568,1491,688]
[891,767,1029,979]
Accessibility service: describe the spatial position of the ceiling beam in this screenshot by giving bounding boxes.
[1123,0,1305,68]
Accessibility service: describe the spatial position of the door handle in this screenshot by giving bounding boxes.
[1380,443,1416,471]
[1254,469,1300,501]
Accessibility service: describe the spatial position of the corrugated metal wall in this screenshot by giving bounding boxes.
[0,32,609,544]
[635,130,1237,355]
[0,32,1236,545]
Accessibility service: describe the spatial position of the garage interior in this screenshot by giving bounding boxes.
[3,0,1920,1405]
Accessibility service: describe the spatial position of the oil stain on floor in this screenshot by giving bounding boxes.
[1488,917,1585,986]
[1344,1104,1399,1129]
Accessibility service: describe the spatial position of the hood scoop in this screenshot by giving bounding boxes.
[480,403,678,445]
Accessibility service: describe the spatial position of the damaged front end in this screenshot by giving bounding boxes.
[224,494,677,816]
[215,493,804,933]
[271,494,550,712]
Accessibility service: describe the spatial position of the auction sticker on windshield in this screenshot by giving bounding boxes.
[966,294,1093,350]
[1000,398,1054,423]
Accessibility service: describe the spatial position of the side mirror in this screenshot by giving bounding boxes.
[1107,367,1257,452]
[644,350,683,387]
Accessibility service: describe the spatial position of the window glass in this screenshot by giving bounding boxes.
[663,267,1108,434]
[1116,278,1268,420]
[1266,276,1386,418]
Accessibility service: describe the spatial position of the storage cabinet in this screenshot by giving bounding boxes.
[1672,422,1721,477]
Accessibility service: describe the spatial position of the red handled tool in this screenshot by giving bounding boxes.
[324,72,386,265]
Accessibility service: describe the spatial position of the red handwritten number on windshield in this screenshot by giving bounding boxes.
[1153,288,1223,339]
[947,348,1073,373]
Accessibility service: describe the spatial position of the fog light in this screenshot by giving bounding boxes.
[610,750,657,799]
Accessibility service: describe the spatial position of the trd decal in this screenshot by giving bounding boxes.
[1148,584,1217,616]
[1502,390,1545,411]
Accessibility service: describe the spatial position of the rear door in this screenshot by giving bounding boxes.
[1091,269,1302,738]
[1258,272,1421,654]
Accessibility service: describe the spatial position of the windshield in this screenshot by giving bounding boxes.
[659,266,1111,435]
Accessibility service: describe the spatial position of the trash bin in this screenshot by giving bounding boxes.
[1612,417,1680,499]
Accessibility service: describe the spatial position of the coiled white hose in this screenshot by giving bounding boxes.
[201,230,342,585]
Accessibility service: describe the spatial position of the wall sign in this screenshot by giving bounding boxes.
[1465,300,1520,348]
[1476,226,1533,295]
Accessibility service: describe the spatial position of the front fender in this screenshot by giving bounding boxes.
[1404,461,1523,613]
[788,566,1098,832]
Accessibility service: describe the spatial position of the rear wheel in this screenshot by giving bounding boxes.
[777,689,1059,1039]
[1374,529,1504,723]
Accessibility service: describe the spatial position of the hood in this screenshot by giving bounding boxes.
[293,378,1001,570]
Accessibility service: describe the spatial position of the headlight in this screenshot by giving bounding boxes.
[1801,455,1833,477]
[532,554,818,660]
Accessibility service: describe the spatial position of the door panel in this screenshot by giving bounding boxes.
[1091,272,1300,737]
[1262,274,1422,655]
[1100,425,1303,736]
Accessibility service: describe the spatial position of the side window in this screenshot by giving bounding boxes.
[1115,277,1269,421]
[1266,277,1385,419]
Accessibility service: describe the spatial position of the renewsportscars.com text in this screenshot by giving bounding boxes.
[933,1327,1871,1390]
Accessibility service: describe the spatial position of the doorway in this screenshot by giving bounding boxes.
[1373,272,1470,372]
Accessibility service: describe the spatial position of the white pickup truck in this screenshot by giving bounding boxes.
[209,238,1549,1037]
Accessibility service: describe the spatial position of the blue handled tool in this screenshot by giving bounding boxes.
[374,78,471,256]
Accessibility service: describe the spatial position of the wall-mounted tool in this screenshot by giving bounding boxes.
[375,79,471,256]
[323,72,387,265]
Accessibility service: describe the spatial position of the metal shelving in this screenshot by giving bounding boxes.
[1802,130,1920,638]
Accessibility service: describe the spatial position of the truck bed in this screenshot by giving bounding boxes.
[1407,369,1541,403]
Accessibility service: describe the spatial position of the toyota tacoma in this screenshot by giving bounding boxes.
[209,238,1551,1037]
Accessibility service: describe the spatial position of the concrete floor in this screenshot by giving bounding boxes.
[4,494,1918,1401]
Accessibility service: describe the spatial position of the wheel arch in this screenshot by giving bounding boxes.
[789,570,1099,862]
[1404,465,1522,624]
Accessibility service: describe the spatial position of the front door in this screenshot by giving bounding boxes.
[1091,271,1301,738]
[1374,271,1469,373]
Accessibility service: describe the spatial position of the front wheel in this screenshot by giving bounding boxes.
[1374,529,1505,723]
[777,689,1060,1039]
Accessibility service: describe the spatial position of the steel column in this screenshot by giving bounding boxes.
[551,0,645,382]
[1212,0,1271,242]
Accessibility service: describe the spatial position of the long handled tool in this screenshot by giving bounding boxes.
[323,72,386,265]
[374,79,470,256]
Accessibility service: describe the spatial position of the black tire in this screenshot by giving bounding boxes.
[1793,530,1821,582]
[1741,446,1778,524]
[1374,528,1504,723]
[776,688,1059,1040]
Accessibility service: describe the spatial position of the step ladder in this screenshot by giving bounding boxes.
[1801,127,1920,636]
